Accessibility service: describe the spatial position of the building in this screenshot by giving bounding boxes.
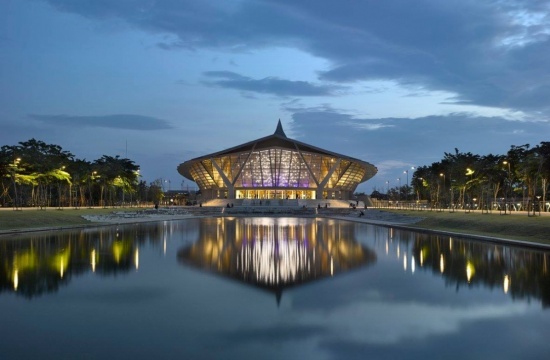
[177,121,377,200]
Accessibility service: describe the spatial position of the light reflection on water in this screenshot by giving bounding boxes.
[0,217,550,359]
[177,217,376,300]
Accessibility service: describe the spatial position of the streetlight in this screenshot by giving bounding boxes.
[403,170,409,201]
[503,161,511,214]
[385,180,390,207]
[89,171,97,208]
[466,168,475,213]
[397,178,401,202]
[11,158,21,210]
[439,173,445,210]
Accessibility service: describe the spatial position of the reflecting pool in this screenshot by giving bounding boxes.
[1,217,549,359]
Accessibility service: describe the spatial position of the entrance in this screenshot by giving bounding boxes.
[235,189,316,200]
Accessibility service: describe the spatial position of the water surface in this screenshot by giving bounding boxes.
[1,217,549,359]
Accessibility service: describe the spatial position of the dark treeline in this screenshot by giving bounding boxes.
[0,138,164,208]
[372,142,550,212]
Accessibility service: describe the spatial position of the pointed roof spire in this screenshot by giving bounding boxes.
[274,119,287,138]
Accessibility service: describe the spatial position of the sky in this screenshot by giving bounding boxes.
[2,0,550,194]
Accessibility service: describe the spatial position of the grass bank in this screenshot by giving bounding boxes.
[1,207,549,247]
[387,209,550,245]
[0,207,137,232]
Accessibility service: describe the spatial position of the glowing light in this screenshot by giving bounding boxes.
[403,255,407,271]
[330,256,334,276]
[113,242,123,263]
[13,269,18,291]
[411,256,416,274]
[440,254,445,273]
[420,249,424,266]
[135,248,139,270]
[91,249,96,272]
[504,275,510,294]
[466,261,475,282]
[51,250,70,279]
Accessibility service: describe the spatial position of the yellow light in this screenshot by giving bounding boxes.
[440,254,445,273]
[503,275,510,294]
[112,241,129,264]
[51,250,70,279]
[466,261,475,282]
[13,269,19,291]
[91,249,96,272]
[135,248,139,270]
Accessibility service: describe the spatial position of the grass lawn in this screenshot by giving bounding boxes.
[1,206,549,247]
[0,207,138,231]
[387,209,550,245]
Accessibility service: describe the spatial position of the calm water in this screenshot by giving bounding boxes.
[1,217,549,360]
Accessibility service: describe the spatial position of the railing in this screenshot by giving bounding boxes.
[370,199,550,213]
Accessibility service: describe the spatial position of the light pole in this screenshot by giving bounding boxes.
[466,168,475,213]
[397,178,401,203]
[88,171,97,208]
[439,173,445,210]
[11,158,21,210]
[503,161,511,215]
[385,180,390,207]
[403,170,409,201]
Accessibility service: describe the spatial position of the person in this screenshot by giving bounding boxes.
[359,210,364,217]
[154,203,158,210]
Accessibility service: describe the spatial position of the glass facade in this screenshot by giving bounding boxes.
[178,122,377,200]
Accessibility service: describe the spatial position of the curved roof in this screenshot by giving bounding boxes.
[177,120,377,184]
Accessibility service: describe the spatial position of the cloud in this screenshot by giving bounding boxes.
[41,0,550,115]
[28,114,174,131]
[281,105,550,191]
[202,71,344,97]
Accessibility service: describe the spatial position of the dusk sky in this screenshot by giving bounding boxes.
[2,0,550,193]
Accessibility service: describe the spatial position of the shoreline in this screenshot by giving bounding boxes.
[2,208,550,250]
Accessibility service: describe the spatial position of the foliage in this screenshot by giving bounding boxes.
[0,139,148,208]
[410,142,550,211]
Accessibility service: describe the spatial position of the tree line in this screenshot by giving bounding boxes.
[372,142,550,212]
[0,139,165,208]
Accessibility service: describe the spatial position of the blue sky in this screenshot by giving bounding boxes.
[2,0,550,193]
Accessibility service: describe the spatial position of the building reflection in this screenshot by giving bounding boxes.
[0,218,549,308]
[177,218,377,302]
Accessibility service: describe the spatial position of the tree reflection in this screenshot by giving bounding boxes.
[404,232,550,308]
[0,223,176,298]
[1,218,549,308]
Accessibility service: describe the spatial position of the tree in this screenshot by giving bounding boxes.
[94,155,140,207]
